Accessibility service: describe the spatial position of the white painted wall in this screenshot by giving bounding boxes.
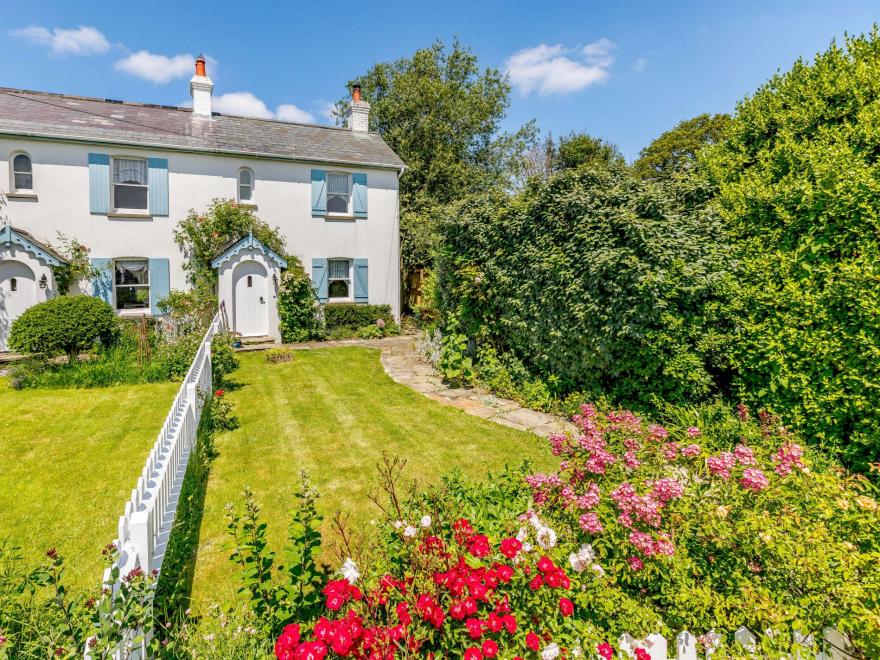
[0,137,401,319]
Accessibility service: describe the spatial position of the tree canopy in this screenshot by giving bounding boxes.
[632,113,731,180]
[555,132,626,171]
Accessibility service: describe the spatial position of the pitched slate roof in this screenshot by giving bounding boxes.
[0,88,405,170]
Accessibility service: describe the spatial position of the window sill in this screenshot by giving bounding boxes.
[108,211,153,219]
[6,192,38,200]
[324,214,357,221]
[117,309,153,318]
[237,202,257,210]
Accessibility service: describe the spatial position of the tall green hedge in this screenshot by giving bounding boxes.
[323,304,394,331]
[705,30,880,472]
[436,167,739,408]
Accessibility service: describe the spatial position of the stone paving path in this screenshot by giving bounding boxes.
[374,336,576,437]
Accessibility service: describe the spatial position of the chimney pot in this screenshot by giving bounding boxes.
[352,84,362,103]
[195,54,207,77]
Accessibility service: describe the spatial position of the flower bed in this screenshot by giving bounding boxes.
[267,403,880,658]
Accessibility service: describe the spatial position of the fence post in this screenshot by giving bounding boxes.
[129,510,151,574]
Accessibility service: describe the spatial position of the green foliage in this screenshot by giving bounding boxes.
[632,113,732,180]
[556,131,626,171]
[704,29,880,473]
[437,166,739,409]
[277,261,325,343]
[211,333,240,389]
[323,303,395,332]
[158,280,217,335]
[47,233,97,295]
[438,316,473,384]
[9,295,117,360]
[224,476,329,636]
[166,605,270,659]
[173,199,286,291]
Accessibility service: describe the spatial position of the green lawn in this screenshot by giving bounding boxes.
[0,379,177,588]
[190,347,552,607]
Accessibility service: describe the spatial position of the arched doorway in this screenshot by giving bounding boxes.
[233,260,269,337]
[0,260,36,351]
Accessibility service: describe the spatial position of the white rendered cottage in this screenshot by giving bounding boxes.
[0,56,404,348]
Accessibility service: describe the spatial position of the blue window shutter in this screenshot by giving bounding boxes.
[311,169,326,216]
[149,258,170,316]
[352,173,368,218]
[353,258,369,303]
[90,258,113,305]
[88,153,110,214]
[311,258,328,303]
[148,158,169,216]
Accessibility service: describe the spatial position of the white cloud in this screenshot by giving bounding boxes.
[211,92,316,123]
[318,101,339,123]
[505,38,615,96]
[275,103,315,123]
[115,51,194,84]
[13,25,110,56]
[634,57,647,72]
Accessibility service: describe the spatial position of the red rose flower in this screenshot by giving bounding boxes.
[468,534,491,558]
[526,632,541,651]
[499,537,522,559]
[597,642,614,660]
[529,575,543,590]
[503,614,517,634]
[215,389,225,397]
[464,648,483,660]
[537,555,555,573]
[635,648,651,660]
[482,640,499,658]
[466,618,484,639]
[559,597,574,617]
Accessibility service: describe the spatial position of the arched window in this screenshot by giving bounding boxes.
[10,278,17,292]
[238,168,254,202]
[12,153,33,192]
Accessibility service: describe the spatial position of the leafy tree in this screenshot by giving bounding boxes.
[337,40,535,271]
[633,113,732,180]
[555,132,625,171]
[704,29,880,472]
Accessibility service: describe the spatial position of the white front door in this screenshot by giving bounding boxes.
[233,260,268,337]
[0,260,37,351]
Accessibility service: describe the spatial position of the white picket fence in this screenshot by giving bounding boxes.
[108,311,223,584]
[618,626,855,659]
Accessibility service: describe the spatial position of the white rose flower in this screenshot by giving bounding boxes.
[340,557,360,584]
[569,543,597,572]
[541,643,560,660]
[393,520,405,529]
[536,526,557,549]
[420,515,432,528]
[591,563,605,577]
[516,527,529,542]
[403,525,418,538]
[528,514,544,531]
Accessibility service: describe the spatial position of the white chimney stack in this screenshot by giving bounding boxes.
[344,84,370,133]
[190,55,213,118]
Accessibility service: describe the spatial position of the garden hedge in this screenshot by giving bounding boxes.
[705,30,880,472]
[436,166,738,408]
[323,303,394,332]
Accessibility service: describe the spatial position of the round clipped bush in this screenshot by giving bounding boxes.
[8,295,117,360]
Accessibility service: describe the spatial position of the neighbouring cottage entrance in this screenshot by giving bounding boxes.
[0,225,67,351]
[233,260,269,337]
[211,232,287,342]
[0,261,35,351]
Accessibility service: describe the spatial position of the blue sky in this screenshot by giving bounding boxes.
[1,0,877,160]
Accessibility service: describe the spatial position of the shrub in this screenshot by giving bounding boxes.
[266,348,295,364]
[436,167,739,408]
[323,304,395,332]
[211,333,240,388]
[8,295,117,360]
[704,29,880,473]
[278,263,325,343]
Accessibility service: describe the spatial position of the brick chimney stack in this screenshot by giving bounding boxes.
[344,84,370,133]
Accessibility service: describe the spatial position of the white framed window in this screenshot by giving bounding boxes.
[326,173,351,215]
[328,258,352,300]
[112,157,148,211]
[238,167,254,203]
[114,259,150,310]
[12,153,33,192]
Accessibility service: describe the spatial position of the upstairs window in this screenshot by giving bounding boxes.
[114,259,150,310]
[12,153,32,191]
[113,158,148,211]
[327,173,351,215]
[328,258,351,299]
[238,168,254,202]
